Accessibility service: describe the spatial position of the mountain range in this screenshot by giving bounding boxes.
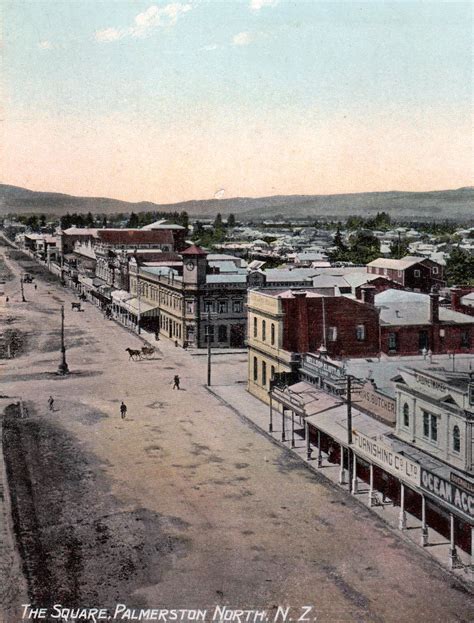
[1,184,473,222]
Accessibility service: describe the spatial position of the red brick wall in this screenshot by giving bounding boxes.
[282,296,380,358]
[355,277,405,300]
[451,287,474,317]
[381,323,474,355]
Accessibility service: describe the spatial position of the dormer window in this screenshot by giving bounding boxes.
[453,425,461,453]
[402,403,410,427]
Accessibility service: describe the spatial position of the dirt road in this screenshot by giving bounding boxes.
[1,245,473,623]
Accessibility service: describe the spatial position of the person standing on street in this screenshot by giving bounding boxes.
[172,375,180,390]
[120,401,127,419]
[48,396,54,411]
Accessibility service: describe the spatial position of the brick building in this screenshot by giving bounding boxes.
[451,287,474,318]
[375,289,474,356]
[367,256,445,293]
[247,289,380,403]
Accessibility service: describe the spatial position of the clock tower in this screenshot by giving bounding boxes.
[181,244,208,285]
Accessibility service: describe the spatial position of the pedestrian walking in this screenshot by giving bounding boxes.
[48,396,54,411]
[172,375,180,390]
[34,284,37,290]
[120,401,127,419]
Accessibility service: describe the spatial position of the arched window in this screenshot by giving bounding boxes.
[262,320,266,341]
[403,403,410,427]
[453,425,461,453]
[253,317,258,338]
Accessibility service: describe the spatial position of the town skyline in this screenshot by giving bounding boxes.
[3,1,473,204]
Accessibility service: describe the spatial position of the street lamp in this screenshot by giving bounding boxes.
[57,304,69,375]
[206,310,217,386]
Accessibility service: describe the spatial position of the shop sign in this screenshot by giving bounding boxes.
[352,430,421,486]
[421,468,474,521]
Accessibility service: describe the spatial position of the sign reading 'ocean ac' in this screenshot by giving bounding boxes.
[421,468,474,521]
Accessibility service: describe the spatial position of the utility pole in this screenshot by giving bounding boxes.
[207,310,212,386]
[20,277,26,302]
[346,374,353,489]
[57,304,69,375]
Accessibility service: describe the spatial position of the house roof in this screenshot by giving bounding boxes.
[375,289,474,326]
[367,256,426,270]
[62,227,98,236]
[141,220,185,230]
[97,229,174,245]
[181,244,207,256]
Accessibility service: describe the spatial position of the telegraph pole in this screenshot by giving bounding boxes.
[346,374,353,489]
[57,304,69,375]
[20,277,26,302]
[207,311,212,386]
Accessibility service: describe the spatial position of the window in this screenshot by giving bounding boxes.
[253,317,258,338]
[253,357,258,381]
[271,365,275,381]
[430,415,438,442]
[262,320,266,341]
[218,300,228,314]
[403,403,410,427]
[418,330,429,351]
[205,325,214,343]
[461,331,471,348]
[232,300,242,313]
[328,327,337,342]
[271,323,275,346]
[218,325,227,342]
[388,332,397,351]
[262,361,267,386]
[423,411,438,443]
[204,300,213,313]
[186,301,194,314]
[414,269,421,278]
[356,325,366,341]
[423,413,430,438]
[453,425,461,453]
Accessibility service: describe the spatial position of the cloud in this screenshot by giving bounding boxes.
[250,0,278,11]
[232,31,254,46]
[200,43,219,51]
[38,40,53,50]
[95,28,126,43]
[95,3,192,43]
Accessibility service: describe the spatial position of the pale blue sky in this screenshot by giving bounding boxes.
[3,1,473,202]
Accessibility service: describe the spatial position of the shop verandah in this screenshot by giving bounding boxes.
[269,380,474,575]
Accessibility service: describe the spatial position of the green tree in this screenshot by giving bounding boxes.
[192,221,204,239]
[86,212,95,227]
[26,215,39,232]
[347,230,381,264]
[39,214,46,227]
[445,247,474,286]
[390,236,410,259]
[227,213,236,228]
[102,215,108,228]
[213,213,223,229]
[179,211,189,231]
[128,212,139,228]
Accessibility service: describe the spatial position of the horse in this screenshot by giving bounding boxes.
[71,302,82,312]
[125,347,142,361]
[141,346,155,358]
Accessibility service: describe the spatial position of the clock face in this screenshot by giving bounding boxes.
[186,261,195,270]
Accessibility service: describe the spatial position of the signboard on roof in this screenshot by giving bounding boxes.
[353,430,421,486]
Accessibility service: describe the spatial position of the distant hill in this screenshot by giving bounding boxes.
[1,184,473,222]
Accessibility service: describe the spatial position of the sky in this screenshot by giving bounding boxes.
[2,0,473,204]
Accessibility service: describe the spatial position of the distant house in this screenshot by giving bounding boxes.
[367,256,445,293]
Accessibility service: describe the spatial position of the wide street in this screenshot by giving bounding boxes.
[1,246,473,623]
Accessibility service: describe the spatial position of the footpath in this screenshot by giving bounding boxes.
[207,381,474,589]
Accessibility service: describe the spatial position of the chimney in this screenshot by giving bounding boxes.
[429,290,439,324]
[293,291,309,352]
[451,287,463,312]
[360,284,376,306]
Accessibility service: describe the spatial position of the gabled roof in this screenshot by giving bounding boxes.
[367,256,427,270]
[181,244,207,256]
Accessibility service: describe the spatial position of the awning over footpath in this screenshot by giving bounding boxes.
[111,290,159,317]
